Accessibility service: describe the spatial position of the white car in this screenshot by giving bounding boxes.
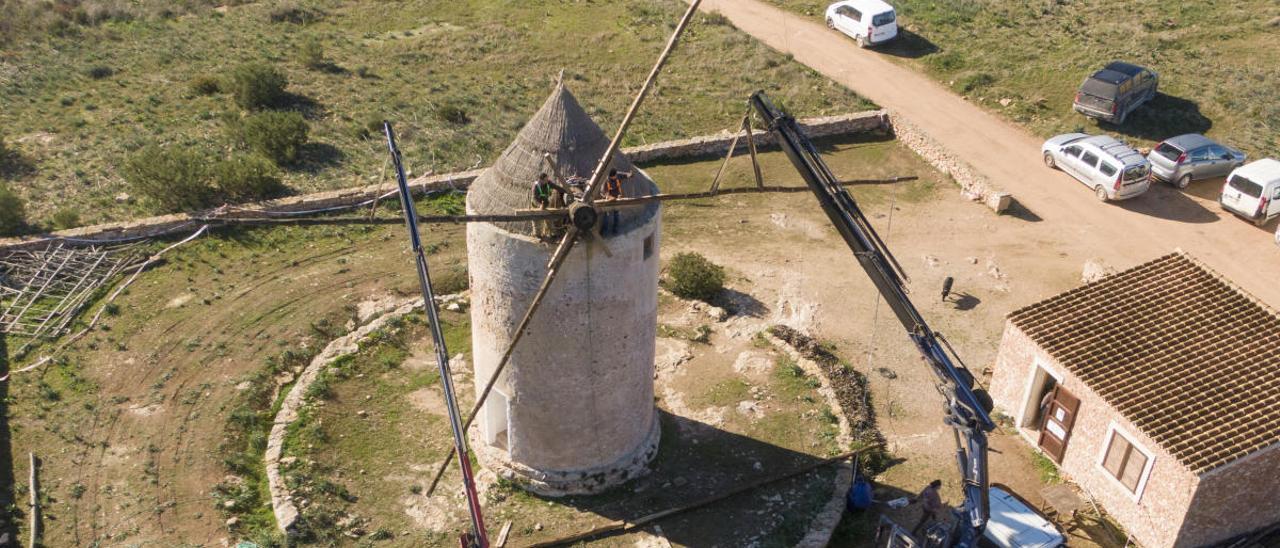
[1220,158,1280,227]
[1042,133,1151,201]
[825,0,898,48]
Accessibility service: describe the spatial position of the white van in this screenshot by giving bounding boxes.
[1220,159,1280,227]
[825,0,898,48]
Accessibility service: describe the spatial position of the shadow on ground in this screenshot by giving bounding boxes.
[294,142,346,174]
[1097,93,1212,142]
[528,411,849,547]
[716,289,767,318]
[1003,200,1043,223]
[1183,180,1280,231]
[873,29,939,59]
[278,92,326,121]
[0,148,36,181]
[1117,184,1217,224]
[947,292,980,311]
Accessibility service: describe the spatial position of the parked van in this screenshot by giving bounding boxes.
[1042,133,1151,201]
[1220,159,1280,227]
[1073,62,1158,125]
[825,0,898,48]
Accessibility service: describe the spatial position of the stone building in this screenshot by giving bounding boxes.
[989,252,1280,547]
[464,83,662,495]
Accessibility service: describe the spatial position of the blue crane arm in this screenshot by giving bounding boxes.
[748,92,995,547]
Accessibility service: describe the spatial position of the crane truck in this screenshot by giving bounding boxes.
[749,91,997,548]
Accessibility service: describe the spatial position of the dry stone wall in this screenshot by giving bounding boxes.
[624,111,890,163]
[766,331,855,548]
[266,296,420,534]
[0,109,1015,251]
[0,169,484,252]
[889,114,1013,213]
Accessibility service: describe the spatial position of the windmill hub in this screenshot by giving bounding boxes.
[568,201,598,231]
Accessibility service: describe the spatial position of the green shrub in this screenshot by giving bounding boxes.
[212,154,284,202]
[227,63,288,110]
[85,65,114,79]
[956,72,996,94]
[51,207,81,230]
[269,3,325,24]
[0,185,26,236]
[123,146,216,213]
[297,37,326,70]
[666,252,726,301]
[700,12,731,26]
[434,100,471,125]
[349,114,385,139]
[232,111,309,165]
[0,134,12,175]
[189,75,221,96]
[434,264,469,294]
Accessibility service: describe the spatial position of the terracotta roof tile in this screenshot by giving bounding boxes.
[1009,252,1280,473]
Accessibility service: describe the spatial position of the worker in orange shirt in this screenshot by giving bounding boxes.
[600,168,631,235]
[604,168,632,200]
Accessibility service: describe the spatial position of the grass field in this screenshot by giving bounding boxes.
[766,0,1280,158]
[0,135,935,545]
[0,0,870,228]
[0,218,447,545]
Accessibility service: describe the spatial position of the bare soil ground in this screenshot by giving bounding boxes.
[5,133,1129,546]
[646,134,1126,546]
[695,0,1280,313]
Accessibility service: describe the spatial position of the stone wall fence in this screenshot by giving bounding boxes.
[888,113,1013,213]
[623,110,890,163]
[0,109,1013,252]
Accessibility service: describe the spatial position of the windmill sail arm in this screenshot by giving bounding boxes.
[748,91,995,547]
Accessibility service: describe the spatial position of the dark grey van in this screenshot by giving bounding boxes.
[1073,62,1158,124]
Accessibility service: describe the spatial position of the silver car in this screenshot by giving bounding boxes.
[1042,133,1151,201]
[1147,134,1247,189]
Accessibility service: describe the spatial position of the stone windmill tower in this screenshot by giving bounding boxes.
[465,83,662,495]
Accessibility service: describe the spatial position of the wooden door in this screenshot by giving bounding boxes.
[1037,386,1081,463]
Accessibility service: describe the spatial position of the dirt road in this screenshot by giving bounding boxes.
[696,0,1280,308]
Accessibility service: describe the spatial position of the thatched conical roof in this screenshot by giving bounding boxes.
[467,83,658,237]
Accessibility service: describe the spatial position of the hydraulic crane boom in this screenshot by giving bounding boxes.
[384,123,489,548]
[749,92,996,547]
